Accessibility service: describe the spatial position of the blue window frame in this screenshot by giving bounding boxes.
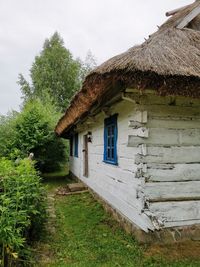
[74,133,79,158]
[104,114,118,165]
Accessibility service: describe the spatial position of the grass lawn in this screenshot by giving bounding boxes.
[36,176,200,267]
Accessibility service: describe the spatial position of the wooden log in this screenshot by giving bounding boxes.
[128,128,200,147]
[131,110,148,123]
[148,118,200,129]
[144,181,200,202]
[147,164,200,182]
[166,4,190,17]
[147,105,200,119]
[135,146,200,164]
[149,201,200,223]
[124,91,200,107]
[131,127,149,138]
[80,175,154,231]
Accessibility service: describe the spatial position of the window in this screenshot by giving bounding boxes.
[104,114,118,165]
[70,136,73,157]
[74,133,79,157]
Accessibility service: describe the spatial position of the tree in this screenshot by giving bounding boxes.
[0,99,67,172]
[18,32,82,111]
[79,50,97,82]
[18,32,97,111]
[0,111,19,159]
[13,99,66,172]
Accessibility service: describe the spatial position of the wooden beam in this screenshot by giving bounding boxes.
[177,4,200,29]
[166,4,190,17]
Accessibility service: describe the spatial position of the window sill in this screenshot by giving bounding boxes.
[103,160,118,166]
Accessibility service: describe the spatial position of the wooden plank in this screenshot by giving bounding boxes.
[147,105,200,119]
[177,5,200,29]
[124,91,200,107]
[135,146,200,164]
[89,169,139,205]
[83,134,88,177]
[147,164,200,182]
[128,128,200,147]
[166,4,191,17]
[131,127,149,138]
[148,118,200,129]
[128,121,144,128]
[90,161,138,184]
[80,175,154,232]
[164,219,200,228]
[149,201,200,223]
[131,110,148,123]
[144,181,200,202]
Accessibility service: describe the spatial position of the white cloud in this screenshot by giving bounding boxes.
[0,0,192,114]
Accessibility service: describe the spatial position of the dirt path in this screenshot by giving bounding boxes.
[34,190,57,266]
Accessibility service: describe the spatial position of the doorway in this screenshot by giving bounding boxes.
[83,134,88,177]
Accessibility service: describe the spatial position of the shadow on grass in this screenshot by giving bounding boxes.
[41,166,75,192]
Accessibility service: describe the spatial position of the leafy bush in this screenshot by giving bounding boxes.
[0,99,67,173]
[0,158,47,266]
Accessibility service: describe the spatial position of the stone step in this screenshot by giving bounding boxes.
[68,182,87,192]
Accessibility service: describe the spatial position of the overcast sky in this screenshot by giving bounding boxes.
[0,0,192,115]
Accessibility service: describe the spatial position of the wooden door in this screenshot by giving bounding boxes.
[83,135,88,177]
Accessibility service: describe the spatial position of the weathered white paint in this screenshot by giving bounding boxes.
[69,91,200,232]
[131,127,149,138]
[144,181,200,202]
[132,110,148,123]
[128,129,200,147]
[135,146,200,164]
[149,201,200,224]
[147,164,200,182]
[70,100,155,232]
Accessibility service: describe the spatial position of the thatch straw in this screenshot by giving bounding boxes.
[56,1,200,136]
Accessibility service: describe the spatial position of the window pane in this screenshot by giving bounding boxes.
[111,136,114,147]
[107,148,111,159]
[107,136,111,147]
[108,126,112,137]
[111,148,114,159]
[111,125,115,135]
[104,114,118,164]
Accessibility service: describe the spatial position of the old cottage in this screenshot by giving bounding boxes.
[56,1,200,242]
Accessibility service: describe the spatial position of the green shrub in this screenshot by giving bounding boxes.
[0,158,47,266]
[0,98,67,173]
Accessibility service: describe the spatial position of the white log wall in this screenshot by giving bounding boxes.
[127,91,200,229]
[70,91,200,232]
[70,100,154,232]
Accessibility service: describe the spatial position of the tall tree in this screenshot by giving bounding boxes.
[18,32,82,111]
[79,50,97,82]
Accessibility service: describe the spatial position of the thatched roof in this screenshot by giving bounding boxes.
[56,1,200,137]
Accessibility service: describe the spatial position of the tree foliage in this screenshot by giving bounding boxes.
[1,32,97,172]
[0,112,19,159]
[79,50,97,82]
[0,99,67,172]
[18,32,96,111]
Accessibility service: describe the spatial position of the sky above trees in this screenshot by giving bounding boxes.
[0,0,191,115]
